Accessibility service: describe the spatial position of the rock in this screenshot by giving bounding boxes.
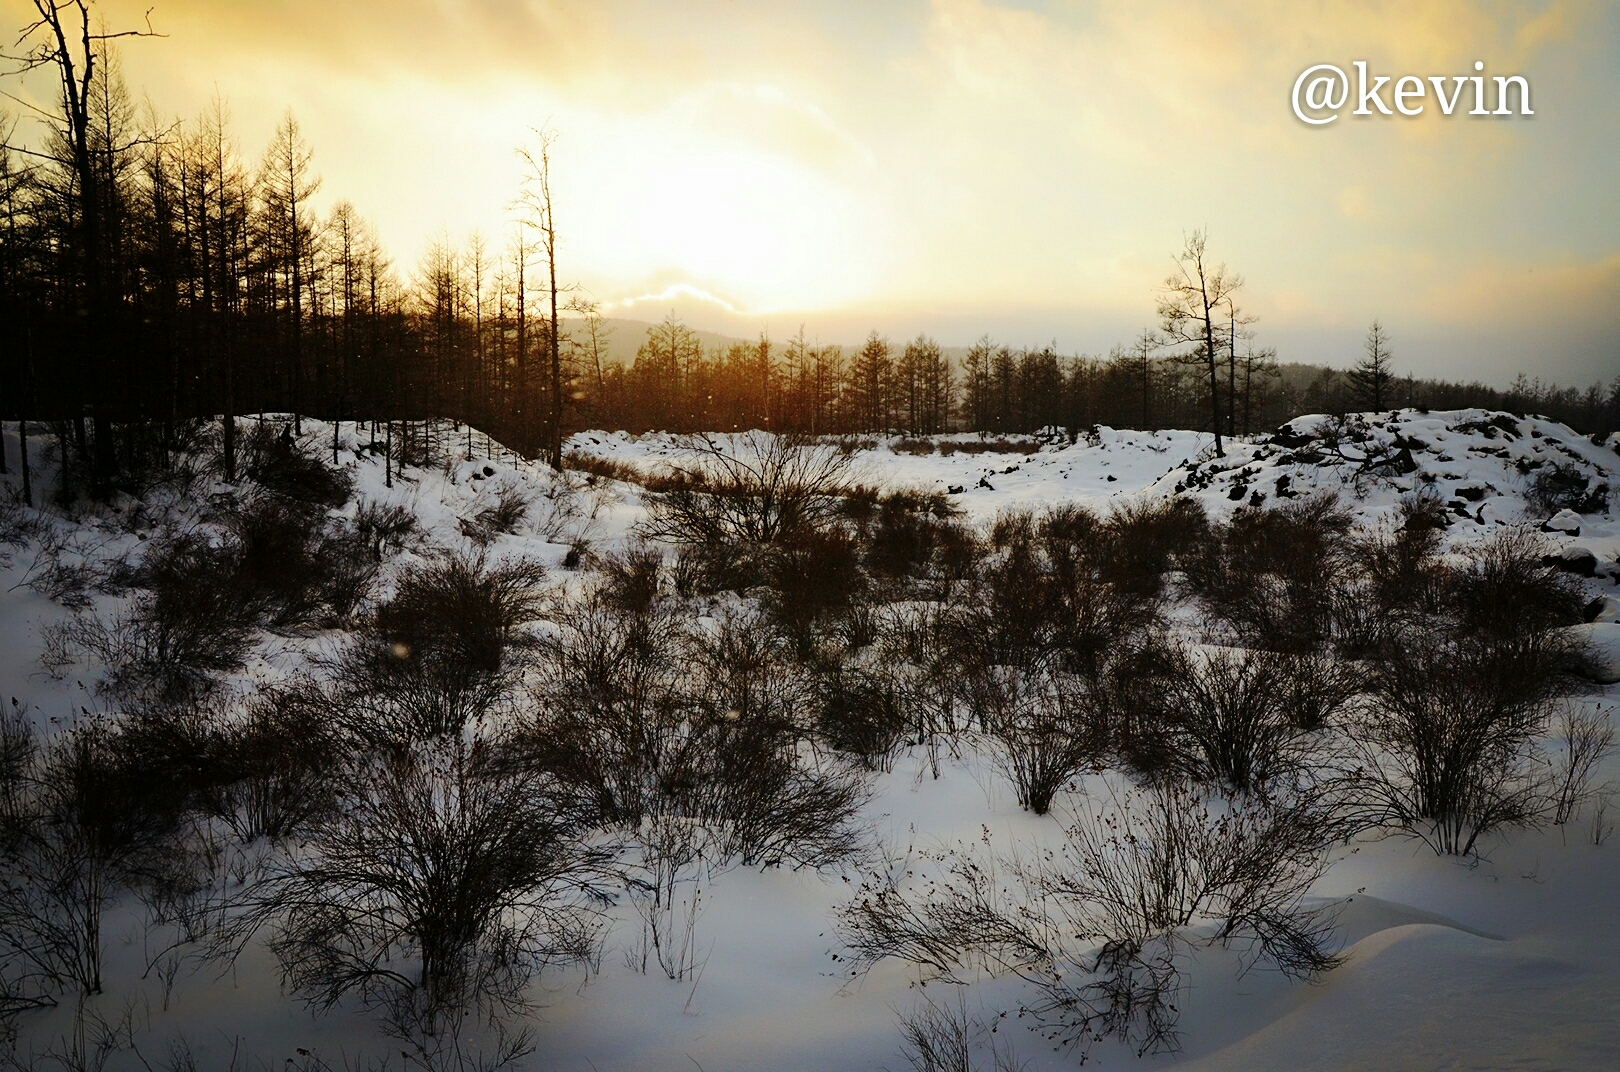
[1542,509,1582,535]
[1561,548,1599,577]
[1585,595,1620,624]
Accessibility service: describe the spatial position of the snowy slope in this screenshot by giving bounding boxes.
[2,413,1618,1072]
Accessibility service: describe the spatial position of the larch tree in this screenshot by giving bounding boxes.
[5,0,157,486]
[262,110,320,433]
[1349,319,1394,411]
[1158,230,1242,456]
[1133,327,1159,429]
[851,331,892,433]
[516,128,563,468]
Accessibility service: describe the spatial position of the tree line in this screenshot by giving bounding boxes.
[2,6,1617,500]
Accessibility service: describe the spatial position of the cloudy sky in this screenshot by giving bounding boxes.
[7,0,1617,384]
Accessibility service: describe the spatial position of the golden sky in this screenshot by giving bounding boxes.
[7,0,1618,384]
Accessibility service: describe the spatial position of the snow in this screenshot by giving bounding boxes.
[2,411,1619,1070]
[1567,623,1620,683]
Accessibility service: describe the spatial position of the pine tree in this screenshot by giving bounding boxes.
[1349,319,1393,412]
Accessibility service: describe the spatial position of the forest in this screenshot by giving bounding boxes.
[3,14,1618,499]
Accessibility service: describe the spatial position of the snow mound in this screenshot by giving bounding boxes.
[1144,409,1618,531]
[1566,622,1620,683]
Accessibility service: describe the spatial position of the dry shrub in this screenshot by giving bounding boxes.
[1550,705,1616,828]
[237,421,352,507]
[1351,630,1576,855]
[354,499,419,560]
[763,528,865,651]
[335,552,547,741]
[952,438,1039,456]
[562,451,644,485]
[1527,460,1598,517]
[1185,494,1354,653]
[1,714,208,1010]
[1098,497,1208,600]
[641,431,856,546]
[1445,527,1585,640]
[66,493,378,702]
[861,490,971,587]
[228,495,374,628]
[1157,646,1351,793]
[94,534,262,701]
[459,483,532,545]
[896,989,1023,1072]
[837,783,1340,1059]
[211,682,342,842]
[971,662,1103,814]
[247,732,609,1055]
[943,506,1163,679]
[530,597,867,867]
[812,657,910,770]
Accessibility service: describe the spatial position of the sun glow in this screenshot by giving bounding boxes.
[562,102,891,317]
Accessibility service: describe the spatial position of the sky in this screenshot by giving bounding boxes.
[5,0,1618,386]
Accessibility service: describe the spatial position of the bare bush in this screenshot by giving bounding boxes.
[941,506,1163,680]
[855,491,977,598]
[763,529,865,652]
[896,989,1023,1072]
[1185,494,1354,653]
[1099,497,1208,600]
[1159,645,1351,793]
[641,432,857,546]
[236,422,353,507]
[1527,460,1598,517]
[1446,528,1585,640]
[969,663,1102,814]
[526,588,686,826]
[1550,705,1616,828]
[459,483,532,545]
[531,596,868,867]
[211,683,341,842]
[354,500,420,560]
[1350,631,1576,855]
[838,783,1339,1058]
[242,732,609,1050]
[810,658,909,771]
[334,552,547,740]
[0,717,198,1015]
[1336,492,1450,658]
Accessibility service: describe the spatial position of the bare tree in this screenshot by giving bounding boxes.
[3,0,159,487]
[516,128,563,469]
[1158,230,1242,456]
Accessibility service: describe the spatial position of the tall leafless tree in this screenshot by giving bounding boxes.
[516,128,563,469]
[1158,230,1242,456]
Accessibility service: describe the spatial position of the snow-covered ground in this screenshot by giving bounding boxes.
[2,411,1617,1071]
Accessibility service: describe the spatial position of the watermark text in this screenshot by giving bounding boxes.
[1292,61,1531,125]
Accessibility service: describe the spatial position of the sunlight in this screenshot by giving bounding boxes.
[569,128,888,316]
